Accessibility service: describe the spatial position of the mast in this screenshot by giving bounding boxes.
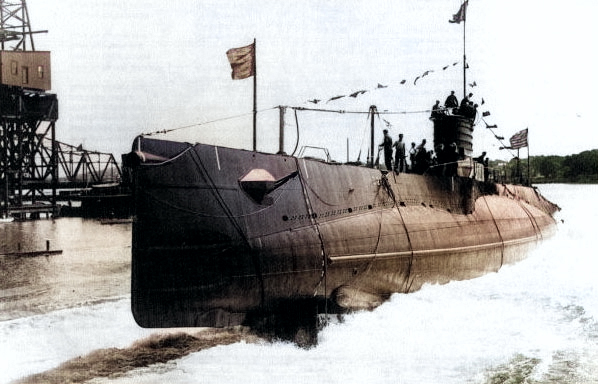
[252,38,257,151]
[449,0,468,99]
[368,105,377,168]
[278,105,285,154]
[462,13,466,99]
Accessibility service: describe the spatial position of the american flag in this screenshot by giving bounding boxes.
[510,128,528,149]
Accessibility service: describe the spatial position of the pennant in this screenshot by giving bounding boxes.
[469,81,477,87]
[485,123,497,129]
[443,65,449,70]
[449,1,468,24]
[226,42,255,80]
[481,98,485,105]
[414,76,420,85]
[350,90,367,98]
[307,99,320,104]
[327,95,345,102]
[509,128,528,149]
[377,83,388,88]
[482,111,491,117]
[400,79,406,84]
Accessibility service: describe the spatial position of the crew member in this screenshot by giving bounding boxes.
[393,133,406,173]
[414,139,428,174]
[430,100,443,119]
[408,142,417,172]
[446,142,460,177]
[379,129,393,171]
[444,91,459,112]
[474,151,486,164]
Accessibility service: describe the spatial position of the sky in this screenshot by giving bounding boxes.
[22,0,598,162]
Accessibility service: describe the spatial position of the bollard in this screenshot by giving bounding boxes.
[46,240,50,251]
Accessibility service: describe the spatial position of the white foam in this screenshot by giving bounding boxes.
[3,185,598,384]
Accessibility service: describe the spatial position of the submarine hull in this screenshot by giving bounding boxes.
[127,136,558,328]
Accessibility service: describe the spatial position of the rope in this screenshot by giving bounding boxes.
[502,184,543,240]
[290,108,300,157]
[141,107,278,136]
[380,173,416,292]
[139,105,434,138]
[187,148,265,306]
[291,106,432,115]
[294,158,329,321]
[517,201,543,240]
[480,195,506,268]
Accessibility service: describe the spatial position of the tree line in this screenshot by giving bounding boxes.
[490,149,598,184]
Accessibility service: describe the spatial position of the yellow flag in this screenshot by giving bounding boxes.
[226,43,255,80]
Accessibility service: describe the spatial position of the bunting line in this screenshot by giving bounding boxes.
[305,59,482,106]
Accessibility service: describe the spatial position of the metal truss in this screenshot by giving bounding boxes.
[0,0,37,50]
[51,139,122,187]
[1,86,58,215]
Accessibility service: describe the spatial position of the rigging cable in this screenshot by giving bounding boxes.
[290,107,300,157]
[480,194,506,268]
[294,157,329,323]
[380,173,416,292]
[502,184,543,240]
[291,106,432,115]
[187,147,266,306]
[141,107,278,137]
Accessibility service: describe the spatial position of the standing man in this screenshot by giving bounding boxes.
[393,133,406,173]
[408,142,417,172]
[414,139,428,174]
[444,90,459,113]
[430,100,443,119]
[379,129,393,171]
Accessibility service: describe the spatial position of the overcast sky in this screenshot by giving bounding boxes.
[26,0,598,162]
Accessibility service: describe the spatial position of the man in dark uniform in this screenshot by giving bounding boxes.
[444,90,459,112]
[379,129,393,171]
[474,151,486,164]
[393,133,406,173]
[430,100,443,119]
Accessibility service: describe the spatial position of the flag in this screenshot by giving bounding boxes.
[482,111,491,117]
[350,90,367,98]
[449,1,468,24]
[509,128,528,149]
[327,95,345,102]
[226,42,255,80]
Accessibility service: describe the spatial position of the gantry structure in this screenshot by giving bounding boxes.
[1,0,121,219]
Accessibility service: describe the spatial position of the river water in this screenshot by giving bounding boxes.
[1,184,597,384]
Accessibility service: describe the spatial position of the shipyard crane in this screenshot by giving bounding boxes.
[0,0,48,50]
[1,1,124,220]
